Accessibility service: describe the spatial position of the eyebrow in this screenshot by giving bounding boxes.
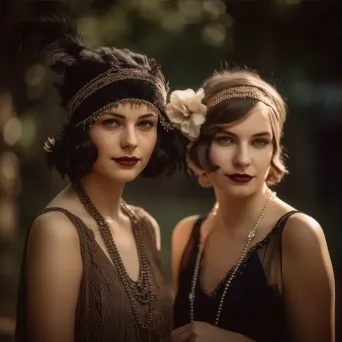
[102,113,157,119]
[218,129,272,138]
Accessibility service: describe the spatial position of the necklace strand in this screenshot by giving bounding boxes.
[73,182,154,330]
[189,191,276,325]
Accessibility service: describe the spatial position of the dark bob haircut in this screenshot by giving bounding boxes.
[47,114,187,181]
[18,17,187,180]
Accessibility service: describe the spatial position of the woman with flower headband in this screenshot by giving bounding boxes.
[167,70,335,342]
[15,17,186,342]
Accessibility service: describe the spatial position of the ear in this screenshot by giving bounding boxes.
[198,172,213,188]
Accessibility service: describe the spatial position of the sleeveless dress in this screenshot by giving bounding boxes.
[174,211,298,342]
[15,206,173,342]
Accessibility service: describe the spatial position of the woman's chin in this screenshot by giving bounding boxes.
[219,182,258,198]
[89,169,141,184]
[110,169,142,183]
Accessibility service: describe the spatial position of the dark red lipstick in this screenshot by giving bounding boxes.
[113,156,140,167]
[227,174,253,183]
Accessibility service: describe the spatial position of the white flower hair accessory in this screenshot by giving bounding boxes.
[165,88,207,140]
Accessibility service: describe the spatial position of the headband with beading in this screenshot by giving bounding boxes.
[166,85,280,140]
[206,85,279,120]
[65,67,171,130]
[67,68,167,116]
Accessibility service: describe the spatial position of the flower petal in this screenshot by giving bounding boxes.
[179,89,196,99]
[186,99,201,114]
[181,120,191,134]
[165,108,186,124]
[170,98,183,112]
[167,87,208,140]
[169,91,181,103]
[188,124,200,139]
[191,113,206,125]
[170,89,195,102]
[180,103,192,117]
[196,88,205,100]
[199,103,207,114]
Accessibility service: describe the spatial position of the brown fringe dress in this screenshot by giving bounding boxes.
[15,206,173,342]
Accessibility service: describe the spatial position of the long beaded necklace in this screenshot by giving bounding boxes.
[72,182,154,330]
[189,191,276,325]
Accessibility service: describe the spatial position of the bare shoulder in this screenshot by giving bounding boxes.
[281,214,335,342]
[283,212,326,251]
[130,205,161,251]
[281,212,334,282]
[25,210,83,341]
[172,215,200,246]
[29,210,80,250]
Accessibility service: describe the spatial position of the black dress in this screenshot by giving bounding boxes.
[173,211,298,342]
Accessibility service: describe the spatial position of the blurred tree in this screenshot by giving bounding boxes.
[0,1,23,339]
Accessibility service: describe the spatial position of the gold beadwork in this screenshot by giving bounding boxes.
[189,191,276,326]
[206,85,278,120]
[73,182,155,330]
[75,98,173,131]
[43,137,55,152]
[66,68,167,119]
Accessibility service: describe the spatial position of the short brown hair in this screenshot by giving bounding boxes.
[188,69,288,185]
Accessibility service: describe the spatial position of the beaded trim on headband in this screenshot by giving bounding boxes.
[167,85,278,140]
[206,85,275,110]
[75,98,173,131]
[66,68,168,119]
[44,98,173,154]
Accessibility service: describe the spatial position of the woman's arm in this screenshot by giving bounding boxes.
[26,211,83,342]
[139,208,162,251]
[282,213,335,342]
[171,215,199,297]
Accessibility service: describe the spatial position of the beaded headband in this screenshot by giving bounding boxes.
[43,96,172,153]
[74,98,172,131]
[207,85,275,111]
[66,67,167,118]
[65,67,171,130]
[166,85,278,140]
[44,68,173,153]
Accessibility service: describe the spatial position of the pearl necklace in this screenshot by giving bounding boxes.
[189,191,276,325]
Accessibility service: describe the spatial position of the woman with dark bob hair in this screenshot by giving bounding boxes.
[15,17,186,342]
[167,70,335,342]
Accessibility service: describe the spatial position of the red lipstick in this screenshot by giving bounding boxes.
[227,174,253,183]
[113,157,140,167]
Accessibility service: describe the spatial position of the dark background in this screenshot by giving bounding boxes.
[0,0,340,340]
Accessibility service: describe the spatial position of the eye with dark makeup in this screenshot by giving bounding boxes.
[138,120,155,129]
[214,135,234,144]
[252,138,270,147]
[102,119,119,128]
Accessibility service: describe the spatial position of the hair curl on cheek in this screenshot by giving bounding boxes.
[266,144,288,186]
[45,127,98,181]
[141,122,189,178]
[186,134,217,178]
[264,109,288,185]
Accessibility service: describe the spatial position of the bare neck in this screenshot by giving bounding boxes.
[76,173,125,221]
[213,186,274,236]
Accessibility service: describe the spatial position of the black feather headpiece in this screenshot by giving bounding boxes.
[16,16,188,178]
